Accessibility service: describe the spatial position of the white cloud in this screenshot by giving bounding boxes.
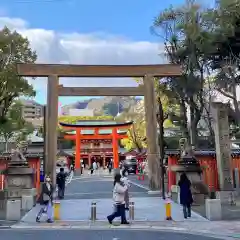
[0,17,165,93]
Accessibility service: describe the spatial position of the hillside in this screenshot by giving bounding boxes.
[61,96,141,116]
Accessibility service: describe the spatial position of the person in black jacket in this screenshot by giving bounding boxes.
[36,175,54,223]
[57,168,67,199]
[178,173,193,219]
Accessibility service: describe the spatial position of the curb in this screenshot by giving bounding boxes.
[11,224,187,231]
[0,226,11,229]
[148,190,161,195]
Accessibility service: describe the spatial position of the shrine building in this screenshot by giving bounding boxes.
[59,120,132,169]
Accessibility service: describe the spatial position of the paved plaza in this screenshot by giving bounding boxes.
[21,196,207,222]
[21,175,207,222]
[10,174,240,239]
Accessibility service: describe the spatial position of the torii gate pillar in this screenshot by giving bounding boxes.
[45,75,59,185]
[143,75,160,190]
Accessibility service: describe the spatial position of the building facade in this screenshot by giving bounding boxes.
[20,99,44,120]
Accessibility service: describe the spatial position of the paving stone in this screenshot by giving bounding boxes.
[21,197,207,223]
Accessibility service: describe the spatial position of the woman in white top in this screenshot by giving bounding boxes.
[107,173,129,225]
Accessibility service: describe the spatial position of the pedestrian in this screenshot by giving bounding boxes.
[121,168,130,210]
[70,164,74,172]
[56,167,67,199]
[90,163,94,175]
[80,159,84,174]
[36,175,54,223]
[92,161,97,174]
[178,173,193,219]
[107,173,129,225]
[97,162,100,175]
[107,159,113,174]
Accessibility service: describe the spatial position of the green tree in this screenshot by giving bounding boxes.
[118,111,147,152]
[0,101,34,151]
[0,27,37,122]
[205,0,240,124]
[58,115,114,130]
[153,1,214,147]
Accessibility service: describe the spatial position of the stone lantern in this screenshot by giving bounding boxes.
[170,138,208,204]
[4,141,36,202]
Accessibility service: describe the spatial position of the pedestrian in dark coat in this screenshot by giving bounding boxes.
[57,167,67,199]
[36,175,54,223]
[178,173,193,219]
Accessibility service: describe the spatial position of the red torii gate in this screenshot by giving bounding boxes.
[59,121,133,169]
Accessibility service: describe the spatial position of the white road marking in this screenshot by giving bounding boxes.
[129,181,150,191]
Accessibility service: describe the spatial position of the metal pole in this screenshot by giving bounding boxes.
[129,201,134,221]
[90,202,97,221]
[157,96,165,200]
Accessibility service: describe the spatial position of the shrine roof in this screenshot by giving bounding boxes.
[59,120,133,134]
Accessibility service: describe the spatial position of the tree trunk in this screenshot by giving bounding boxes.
[5,141,8,152]
[232,87,240,125]
[189,94,203,148]
[179,99,190,142]
[189,98,196,146]
[157,97,165,198]
[148,160,161,190]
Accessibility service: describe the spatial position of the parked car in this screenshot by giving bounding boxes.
[123,158,138,174]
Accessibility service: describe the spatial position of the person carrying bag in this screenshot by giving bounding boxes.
[36,175,54,223]
[107,173,129,225]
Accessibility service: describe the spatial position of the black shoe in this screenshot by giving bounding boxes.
[47,219,54,223]
[121,221,130,224]
[125,207,129,211]
[36,217,40,223]
[107,216,112,224]
[184,216,187,219]
[188,215,191,218]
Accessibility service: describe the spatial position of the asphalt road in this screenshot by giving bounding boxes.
[0,229,223,240]
[64,175,150,200]
[128,174,150,189]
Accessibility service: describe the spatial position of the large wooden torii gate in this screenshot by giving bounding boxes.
[17,63,181,188]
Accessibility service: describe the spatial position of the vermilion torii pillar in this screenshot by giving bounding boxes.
[112,128,119,169]
[60,122,131,170]
[75,129,81,169]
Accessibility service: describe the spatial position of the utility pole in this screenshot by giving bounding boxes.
[157,96,165,200]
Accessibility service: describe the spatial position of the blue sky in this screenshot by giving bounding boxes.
[1,0,184,40]
[1,0,212,106]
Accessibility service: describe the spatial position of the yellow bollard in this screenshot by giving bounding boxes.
[165,201,172,220]
[53,201,60,220]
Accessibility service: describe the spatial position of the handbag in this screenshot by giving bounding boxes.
[43,193,50,201]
